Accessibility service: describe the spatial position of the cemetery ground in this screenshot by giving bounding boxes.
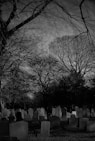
[28,122,95,141]
[1,106,95,141]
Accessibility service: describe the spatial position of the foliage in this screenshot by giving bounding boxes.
[1,65,31,106]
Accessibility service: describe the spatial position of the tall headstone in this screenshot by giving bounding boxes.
[28,108,33,119]
[91,108,95,117]
[0,120,9,136]
[66,112,71,119]
[62,107,67,118]
[40,121,50,137]
[77,108,83,118]
[52,108,56,116]
[54,106,62,118]
[69,114,78,128]
[79,118,89,131]
[86,108,90,118]
[38,108,47,120]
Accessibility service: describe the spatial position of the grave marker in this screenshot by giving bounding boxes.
[40,121,50,137]
[10,121,28,141]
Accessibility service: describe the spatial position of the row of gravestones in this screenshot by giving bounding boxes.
[0,107,47,121]
[0,120,50,141]
[1,106,95,122]
[65,114,95,132]
[1,117,95,140]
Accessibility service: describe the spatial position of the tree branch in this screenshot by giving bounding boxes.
[6,0,17,27]
[8,0,53,37]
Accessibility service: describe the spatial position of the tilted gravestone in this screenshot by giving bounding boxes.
[9,121,28,141]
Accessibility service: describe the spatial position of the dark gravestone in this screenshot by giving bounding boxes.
[87,118,95,132]
[0,120,9,136]
[49,116,60,129]
[0,136,18,141]
[69,115,78,128]
[39,116,45,121]
[79,117,89,131]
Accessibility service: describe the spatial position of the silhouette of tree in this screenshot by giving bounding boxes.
[49,35,95,85]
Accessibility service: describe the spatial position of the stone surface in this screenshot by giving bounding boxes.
[87,119,95,132]
[40,121,50,137]
[69,115,78,127]
[9,121,28,141]
[0,120,9,136]
[79,118,89,131]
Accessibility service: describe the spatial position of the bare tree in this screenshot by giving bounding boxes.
[0,0,53,102]
[49,34,95,83]
[25,55,59,94]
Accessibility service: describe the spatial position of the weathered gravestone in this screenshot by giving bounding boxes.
[0,120,9,137]
[77,108,83,118]
[49,116,60,129]
[55,106,62,118]
[38,108,47,120]
[91,108,95,117]
[79,118,89,131]
[52,107,56,116]
[40,121,50,137]
[9,121,28,141]
[28,108,33,120]
[87,119,95,132]
[61,107,67,118]
[86,108,90,118]
[69,114,78,128]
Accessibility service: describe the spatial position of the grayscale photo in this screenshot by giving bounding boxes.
[0,0,95,141]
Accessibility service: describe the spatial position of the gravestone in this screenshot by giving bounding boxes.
[28,108,33,119]
[83,108,88,117]
[49,116,60,129]
[86,108,90,118]
[0,120,9,136]
[77,108,83,118]
[69,114,78,128]
[87,121,95,132]
[75,106,79,118]
[66,112,71,119]
[2,108,10,119]
[9,121,28,141]
[54,106,62,118]
[40,121,50,137]
[52,108,56,116]
[72,111,77,117]
[79,117,89,131]
[33,109,38,120]
[62,107,67,118]
[38,108,47,120]
[91,108,95,117]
